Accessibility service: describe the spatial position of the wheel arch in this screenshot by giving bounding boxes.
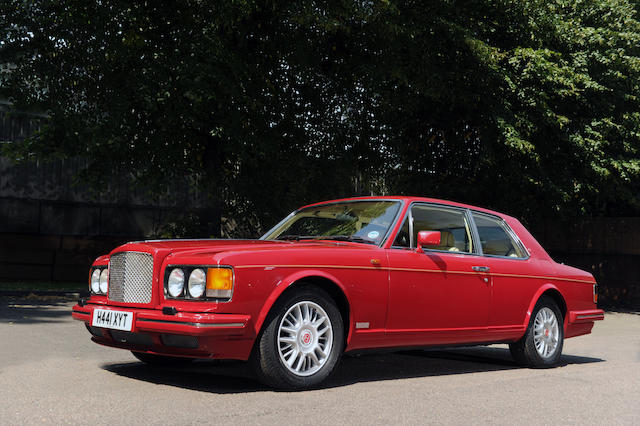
[524,284,568,328]
[253,270,352,344]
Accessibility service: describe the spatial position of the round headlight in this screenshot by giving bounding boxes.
[167,268,185,298]
[91,269,101,294]
[188,268,206,298]
[99,268,109,294]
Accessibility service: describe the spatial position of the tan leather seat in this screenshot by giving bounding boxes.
[484,238,522,256]
[437,231,460,252]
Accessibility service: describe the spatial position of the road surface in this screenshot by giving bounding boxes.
[1,295,638,424]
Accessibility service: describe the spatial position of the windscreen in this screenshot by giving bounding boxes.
[262,201,402,245]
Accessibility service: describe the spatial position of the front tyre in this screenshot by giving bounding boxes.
[252,287,344,389]
[509,296,564,367]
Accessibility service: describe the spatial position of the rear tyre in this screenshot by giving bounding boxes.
[251,286,344,390]
[131,351,194,367]
[509,296,564,368]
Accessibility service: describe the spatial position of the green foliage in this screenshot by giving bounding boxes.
[1,0,639,235]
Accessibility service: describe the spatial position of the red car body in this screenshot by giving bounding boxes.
[72,196,603,382]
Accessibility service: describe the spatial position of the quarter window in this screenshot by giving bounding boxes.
[472,213,526,258]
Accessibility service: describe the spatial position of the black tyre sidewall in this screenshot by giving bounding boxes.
[253,287,345,389]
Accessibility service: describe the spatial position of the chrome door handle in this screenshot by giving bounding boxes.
[472,266,490,272]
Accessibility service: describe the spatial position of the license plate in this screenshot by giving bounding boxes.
[92,308,134,331]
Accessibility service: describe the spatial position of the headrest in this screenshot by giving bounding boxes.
[438,231,455,248]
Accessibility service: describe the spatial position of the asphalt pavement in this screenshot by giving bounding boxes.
[0,295,638,425]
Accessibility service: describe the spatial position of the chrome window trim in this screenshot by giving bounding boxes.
[465,209,483,255]
[259,211,296,241]
[260,199,405,248]
[391,201,479,255]
[379,200,406,247]
[408,206,414,249]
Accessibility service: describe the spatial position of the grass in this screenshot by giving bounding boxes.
[0,281,87,292]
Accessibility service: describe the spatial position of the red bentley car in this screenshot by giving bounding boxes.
[72,196,604,389]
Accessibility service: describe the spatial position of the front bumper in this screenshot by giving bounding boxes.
[72,303,255,360]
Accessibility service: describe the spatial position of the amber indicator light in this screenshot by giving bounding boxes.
[206,268,233,290]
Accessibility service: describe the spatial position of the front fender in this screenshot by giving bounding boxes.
[253,269,353,341]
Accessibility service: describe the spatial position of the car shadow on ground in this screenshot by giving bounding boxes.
[102,346,604,394]
[0,296,75,324]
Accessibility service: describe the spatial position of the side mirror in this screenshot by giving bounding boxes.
[416,231,441,253]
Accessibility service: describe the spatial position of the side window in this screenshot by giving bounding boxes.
[472,213,526,258]
[413,206,472,253]
[393,205,473,252]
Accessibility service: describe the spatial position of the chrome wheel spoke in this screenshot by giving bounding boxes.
[277,300,334,377]
[317,325,330,337]
[294,353,305,372]
[316,345,328,359]
[309,350,320,366]
[285,349,299,367]
[281,327,297,336]
[533,307,560,359]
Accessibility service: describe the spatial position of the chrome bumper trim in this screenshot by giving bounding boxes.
[137,318,245,328]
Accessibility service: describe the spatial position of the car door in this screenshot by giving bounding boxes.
[470,211,541,329]
[385,203,492,346]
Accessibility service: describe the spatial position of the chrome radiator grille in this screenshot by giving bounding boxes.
[108,252,153,303]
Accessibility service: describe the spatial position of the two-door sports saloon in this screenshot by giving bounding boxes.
[72,196,604,389]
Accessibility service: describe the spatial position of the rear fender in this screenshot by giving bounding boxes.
[523,283,567,332]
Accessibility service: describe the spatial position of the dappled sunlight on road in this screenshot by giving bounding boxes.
[0,295,76,324]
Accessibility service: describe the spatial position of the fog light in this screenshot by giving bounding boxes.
[167,268,185,298]
[188,268,206,298]
[206,268,234,299]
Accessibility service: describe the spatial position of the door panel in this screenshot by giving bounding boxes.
[387,250,491,333]
[385,203,492,346]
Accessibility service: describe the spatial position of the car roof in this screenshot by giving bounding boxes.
[299,196,514,220]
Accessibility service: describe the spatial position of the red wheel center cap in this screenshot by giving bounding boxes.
[301,331,312,345]
[544,329,549,337]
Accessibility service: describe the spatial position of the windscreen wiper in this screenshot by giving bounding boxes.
[276,234,375,244]
[318,235,376,244]
[276,235,316,241]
